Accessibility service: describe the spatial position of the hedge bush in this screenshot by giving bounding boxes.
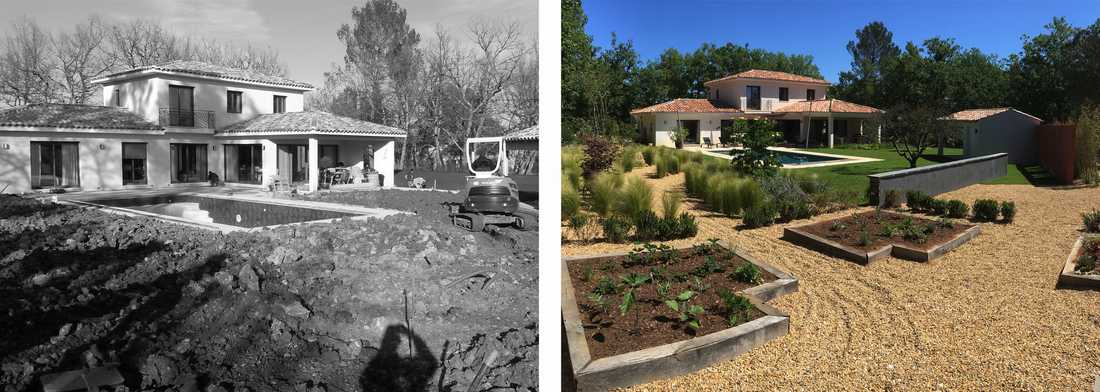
[946,199,969,219]
[589,171,624,217]
[905,190,931,212]
[742,202,777,228]
[562,183,581,221]
[602,215,632,243]
[972,199,1000,222]
[929,199,948,216]
[882,189,901,209]
[615,176,653,220]
[1000,201,1016,223]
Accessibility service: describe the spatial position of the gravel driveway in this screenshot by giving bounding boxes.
[562,167,1100,391]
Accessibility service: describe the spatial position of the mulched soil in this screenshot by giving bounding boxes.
[798,210,974,252]
[0,193,537,392]
[1073,237,1100,275]
[566,244,775,360]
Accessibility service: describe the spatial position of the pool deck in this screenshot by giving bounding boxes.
[691,146,881,168]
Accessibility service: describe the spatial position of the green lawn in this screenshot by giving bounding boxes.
[789,145,1036,200]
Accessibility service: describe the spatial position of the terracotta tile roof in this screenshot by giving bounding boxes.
[705,69,829,86]
[0,104,163,130]
[216,110,406,137]
[772,99,883,114]
[503,125,538,141]
[943,108,1041,122]
[97,60,313,89]
[630,98,741,114]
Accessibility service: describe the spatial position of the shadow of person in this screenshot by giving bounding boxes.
[360,324,438,392]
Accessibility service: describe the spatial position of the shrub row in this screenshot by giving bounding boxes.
[900,189,1016,223]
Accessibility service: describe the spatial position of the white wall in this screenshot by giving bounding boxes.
[646,112,731,147]
[707,79,826,110]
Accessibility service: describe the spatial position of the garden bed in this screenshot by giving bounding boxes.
[1057,235,1100,289]
[784,210,980,263]
[562,241,797,391]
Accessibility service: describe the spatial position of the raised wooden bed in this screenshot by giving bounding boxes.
[561,242,798,391]
[1057,235,1100,290]
[783,211,980,264]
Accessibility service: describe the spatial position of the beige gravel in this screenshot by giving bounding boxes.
[562,166,1100,391]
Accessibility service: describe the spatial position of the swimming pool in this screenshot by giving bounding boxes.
[713,148,845,166]
[76,194,384,230]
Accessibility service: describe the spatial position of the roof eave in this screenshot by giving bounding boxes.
[94,69,314,91]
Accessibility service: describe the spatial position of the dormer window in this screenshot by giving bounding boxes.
[779,87,789,101]
[273,95,286,113]
[227,91,242,113]
[807,89,816,100]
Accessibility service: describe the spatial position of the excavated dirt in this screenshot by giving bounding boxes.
[563,165,1100,391]
[566,245,773,360]
[0,192,537,392]
[797,210,974,252]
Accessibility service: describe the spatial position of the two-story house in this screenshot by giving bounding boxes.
[0,60,406,194]
[631,69,882,148]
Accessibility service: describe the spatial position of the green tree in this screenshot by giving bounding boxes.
[1007,17,1079,122]
[877,104,956,168]
[727,119,782,178]
[833,21,900,108]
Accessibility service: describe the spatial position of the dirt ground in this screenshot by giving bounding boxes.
[563,166,1100,391]
[1,190,537,392]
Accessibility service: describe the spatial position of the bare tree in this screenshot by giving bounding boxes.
[502,37,538,130]
[106,19,180,69]
[53,16,113,104]
[0,18,56,107]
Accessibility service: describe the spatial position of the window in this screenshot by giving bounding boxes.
[122,143,147,185]
[227,91,243,113]
[273,95,286,113]
[30,142,79,189]
[170,143,208,183]
[224,144,262,183]
[806,89,816,100]
[745,85,761,110]
[114,88,121,106]
[779,87,789,101]
[168,85,195,126]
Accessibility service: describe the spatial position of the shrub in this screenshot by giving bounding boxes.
[739,180,766,212]
[568,214,589,240]
[716,178,744,217]
[589,171,623,217]
[662,191,683,220]
[655,154,681,177]
[581,135,619,177]
[1084,209,1100,233]
[742,201,777,228]
[602,215,632,243]
[946,200,969,219]
[929,199,949,216]
[882,189,901,209]
[1078,254,1098,274]
[727,119,782,178]
[1076,102,1100,184]
[761,175,813,221]
[632,210,661,241]
[562,145,585,191]
[730,262,762,284]
[641,147,656,166]
[562,183,581,221]
[615,177,653,220]
[972,199,1000,222]
[905,190,930,212]
[619,146,639,173]
[677,213,698,238]
[1000,201,1016,223]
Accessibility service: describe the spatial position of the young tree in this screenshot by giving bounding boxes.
[726,119,782,178]
[878,104,954,168]
[1076,101,1100,184]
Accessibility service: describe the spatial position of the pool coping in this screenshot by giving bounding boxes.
[561,241,797,391]
[61,192,407,233]
[699,147,881,168]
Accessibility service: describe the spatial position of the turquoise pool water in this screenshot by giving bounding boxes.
[716,149,844,166]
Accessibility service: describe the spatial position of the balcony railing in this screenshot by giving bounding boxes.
[739,97,778,112]
[159,108,215,128]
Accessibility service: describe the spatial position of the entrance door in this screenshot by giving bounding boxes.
[277,144,308,183]
[30,142,80,188]
[168,85,194,127]
[678,120,700,144]
[746,86,761,110]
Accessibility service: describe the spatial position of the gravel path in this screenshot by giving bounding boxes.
[563,167,1100,391]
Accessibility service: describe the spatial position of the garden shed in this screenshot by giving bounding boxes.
[945,108,1042,164]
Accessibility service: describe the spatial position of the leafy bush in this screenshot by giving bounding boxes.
[602,215,632,243]
[615,176,653,220]
[589,171,624,217]
[1076,102,1100,184]
[632,210,662,241]
[946,200,969,218]
[1000,201,1016,223]
[972,199,999,222]
[718,288,753,327]
[562,183,581,221]
[929,199,949,216]
[730,262,762,284]
[1084,209,1100,233]
[562,145,585,191]
[641,147,656,165]
[882,189,901,209]
[593,276,618,295]
[1078,254,1098,274]
[761,175,813,221]
[581,135,619,177]
[677,213,698,237]
[739,180,767,212]
[905,190,930,212]
[568,214,590,240]
[742,202,777,228]
[662,191,682,220]
[727,119,782,178]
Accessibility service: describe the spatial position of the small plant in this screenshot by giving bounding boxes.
[929,199,949,216]
[655,281,672,299]
[938,216,955,228]
[602,215,632,243]
[730,262,762,284]
[905,190,930,212]
[1000,201,1016,223]
[1083,209,1100,233]
[946,200,969,219]
[632,210,662,242]
[678,212,699,238]
[858,229,872,247]
[581,135,619,177]
[593,276,618,295]
[718,288,753,327]
[972,199,1000,222]
[664,290,704,331]
[692,255,724,277]
[619,147,638,173]
[882,189,901,209]
[586,293,608,314]
[618,273,651,335]
[742,202,777,228]
[1076,254,1097,274]
[568,214,589,240]
[690,277,711,293]
[581,266,594,282]
[830,221,848,231]
[662,191,683,220]
[879,223,899,237]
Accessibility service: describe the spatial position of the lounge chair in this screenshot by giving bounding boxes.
[702,137,713,148]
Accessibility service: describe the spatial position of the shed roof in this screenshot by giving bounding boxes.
[503,125,538,141]
[944,108,1041,122]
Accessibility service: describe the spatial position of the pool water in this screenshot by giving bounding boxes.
[720,149,843,166]
[88,195,355,228]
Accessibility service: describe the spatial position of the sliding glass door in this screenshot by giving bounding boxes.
[224,144,263,184]
[170,143,207,183]
[121,143,147,185]
[30,142,80,189]
[277,144,308,183]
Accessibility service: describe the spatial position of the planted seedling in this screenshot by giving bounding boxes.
[655,281,672,299]
[664,290,704,332]
[830,221,848,231]
[593,276,618,295]
[649,266,669,283]
[618,273,650,335]
[692,255,724,277]
[858,229,872,247]
[690,277,711,293]
[718,288,753,327]
[581,266,594,282]
[730,262,762,284]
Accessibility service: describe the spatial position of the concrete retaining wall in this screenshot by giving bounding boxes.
[868,153,1007,205]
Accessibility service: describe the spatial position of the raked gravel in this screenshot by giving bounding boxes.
[562,166,1100,391]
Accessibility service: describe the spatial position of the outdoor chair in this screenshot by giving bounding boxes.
[702,137,714,148]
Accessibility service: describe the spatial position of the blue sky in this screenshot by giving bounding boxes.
[583,0,1100,83]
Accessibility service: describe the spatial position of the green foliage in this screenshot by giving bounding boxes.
[730,262,762,284]
[742,202,777,229]
[664,290,703,331]
[1077,254,1098,274]
[562,183,581,221]
[692,256,725,277]
[581,135,620,177]
[669,127,688,148]
[760,175,814,222]
[631,210,662,242]
[568,214,589,240]
[618,145,639,173]
[972,199,1000,222]
[718,288,753,327]
[728,119,782,178]
[905,190,931,212]
[601,215,632,243]
[858,229,873,247]
[878,104,956,169]
[1077,239,1100,273]
[1083,209,1100,233]
[593,276,618,296]
[562,145,585,191]
[655,154,680,177]
[1077,102,1100,183]
[882,189,901,209]
[589,171,624,217]
[618,273,649,315]
[662,191,682,220]
[678,213,698,238]
[946,200,969,218]
[616,176,653,220]
[641,147,656,166]
[1000,201,1016,223]
[929,199,949,216]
